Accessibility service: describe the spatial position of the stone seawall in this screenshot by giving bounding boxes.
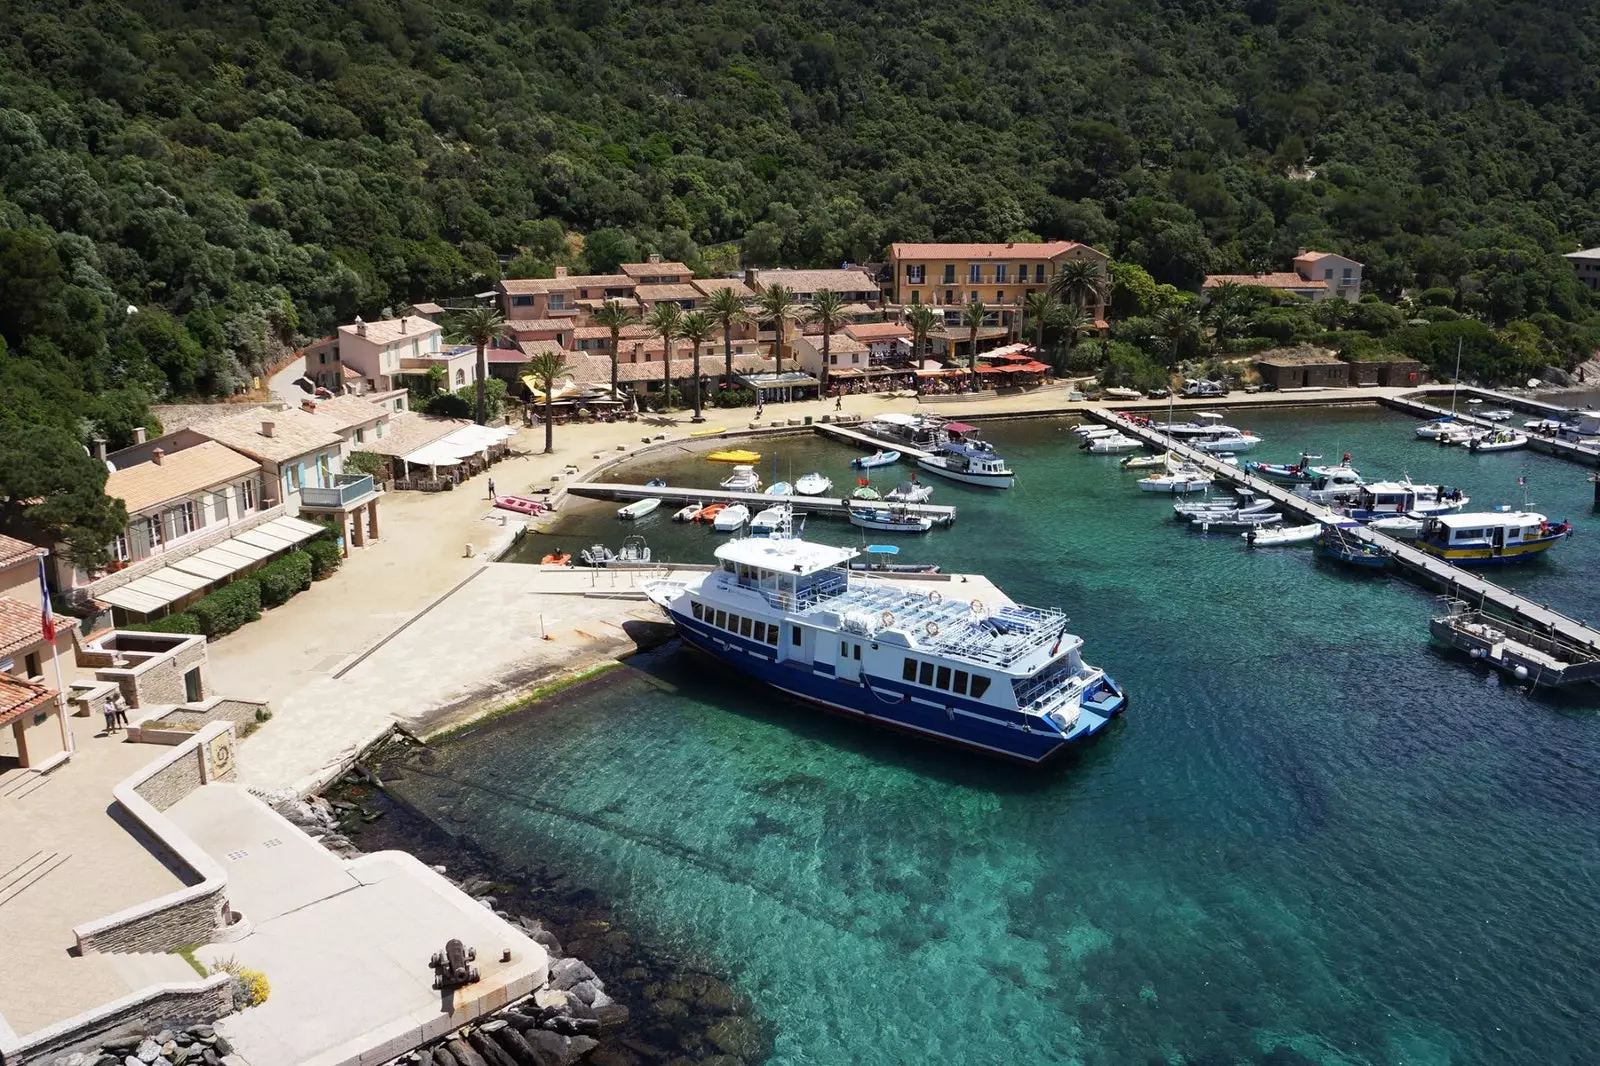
[0,977,234,1065]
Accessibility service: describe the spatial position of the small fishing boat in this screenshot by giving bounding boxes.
[851,450,901,469]
[493,495,549,515]
[795,472,833,496]
[1189,511,1283,533]
[1524,418,1566,432]
[1190,430,1263,453]
[1367,514,1425,539]
[540,550,573,565]
[1415,418,1457,440]
[1153,412,1232,437]
[689,425,728,437]
[719,465,762,492]
[1314,526,1389,569]
[885,480,933,503]
[1292,467,1366,504]
[1121,451,1171,470]
[713,504,751,531]
[851,485,882,501]
[1073,425,1125,439]
[750,504,792,536]
[1481,409,1514,422]
[618,498,662,520]
[694,503,727,523]
[673,503,704,522]
[1103,386,1143,401]
[848,506,934,533]
[1415,510,1572,566]
[847,545,940,574]
[1468,429,1529,452]
[766,481,794,496]
[1438,425,1487,447]
[1245,452,1356,483]
[645,477,668,488]
[918,439,1015,488]
[708,449,761,464]
[1173,493,1273,519]
[1243,524,1319,546]
[1337,480,1467,520]
[1085,434,1144,454]
[1139,464,1213,494]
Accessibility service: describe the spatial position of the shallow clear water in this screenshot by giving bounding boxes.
[412,408,1600,1065]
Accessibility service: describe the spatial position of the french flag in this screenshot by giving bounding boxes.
[38,557,55,642]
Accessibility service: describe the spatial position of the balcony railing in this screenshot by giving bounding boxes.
[299,473,377,509]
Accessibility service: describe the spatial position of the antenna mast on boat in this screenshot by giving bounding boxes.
[1451,338,1462,417]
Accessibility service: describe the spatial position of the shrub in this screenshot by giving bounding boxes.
[210,957,270,1009]
[422,391,472,418]
[306,536,343,579]
[128,612,201,635]
[190,578,261,639]
[345,450,386,477]
[710,386,756,408]
[255,551,313,608]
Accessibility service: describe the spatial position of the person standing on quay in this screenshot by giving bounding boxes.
[487,477,496,501]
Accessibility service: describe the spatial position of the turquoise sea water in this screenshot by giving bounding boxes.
[413,407,1600,1065]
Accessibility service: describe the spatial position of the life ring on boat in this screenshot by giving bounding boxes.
[969,598,984,613]
[881,610,896,627]
[925,621,940,637]
[928,591,942,603]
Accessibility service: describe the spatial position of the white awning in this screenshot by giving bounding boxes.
[96,516,327,615]
[95,568,211,613]
[401,441,465,467]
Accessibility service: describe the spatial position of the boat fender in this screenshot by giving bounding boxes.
[969,598,984,613]
[925,621,940,637]
[881,610,895,627]
[928,591,942,603]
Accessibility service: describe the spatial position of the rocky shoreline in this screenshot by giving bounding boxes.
[43,1024,234,1066]
[319,750,772,1066]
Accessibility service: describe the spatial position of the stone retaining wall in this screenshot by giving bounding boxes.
[132,698,270,745]
[0,975,233,1065]
[134,745,206,810]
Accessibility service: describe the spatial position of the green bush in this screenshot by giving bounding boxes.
[128,612,202,635]
[345,450,386,477]
[191,579,262,639]
[306,537,343,579]
[256,551,313,608]
[710,386,756,408]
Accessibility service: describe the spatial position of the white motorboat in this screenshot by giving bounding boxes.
[884,480,933,503]
[795,472,833,496]
[1368,514,1425,539]
[1336,480,1468,520]
[712,504,751,531]
[848,506,934,533]
[1152,412,1232,437]
[1121,451,1171,470]
[1087,434,1144,454]
[1190,431,1263,453]
[767,481,794,496]
[1073,425,1125,439]
[1415,418,1459,440]
[672,502,703,522]
[1482,409,1514,422]
[1174,495,1274,519]
[1524,418,1566,432]
[1438,425,1488,447]
[618,498,662,520]
[1468,430,1529,452]
[917,439,1015,488]
[1243,524,1320,546]
[1139,465,1213,493]
[1292,467,1366,504]
[719,465,762,491]
[750,504,792,536]
[1190,511,1283,533]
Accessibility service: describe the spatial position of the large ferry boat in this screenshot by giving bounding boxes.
[644,537,1125,763]
[1416,511,1571,566]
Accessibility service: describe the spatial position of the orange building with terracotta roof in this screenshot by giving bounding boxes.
[887,240,1110,328]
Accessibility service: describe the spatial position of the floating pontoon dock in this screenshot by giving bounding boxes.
[565,482,957,524]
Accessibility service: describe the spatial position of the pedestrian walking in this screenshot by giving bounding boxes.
[835,394,843,411]
[487,477,497,500]
[113,695,129,730]
[102,699,117,734]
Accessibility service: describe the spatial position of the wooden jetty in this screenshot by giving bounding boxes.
[1379,394,1600,468]
[565,482,957,523]
[814,422,936,460]
[1089,409,1600,659]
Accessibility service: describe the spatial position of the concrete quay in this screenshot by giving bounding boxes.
[1379,393,1600,468]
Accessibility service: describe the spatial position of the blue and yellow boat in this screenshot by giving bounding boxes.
[1416,511,1572,566]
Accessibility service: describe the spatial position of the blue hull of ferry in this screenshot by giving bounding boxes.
[664,612,1125,764]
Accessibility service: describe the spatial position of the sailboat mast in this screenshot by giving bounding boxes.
[1451,338,1462,417]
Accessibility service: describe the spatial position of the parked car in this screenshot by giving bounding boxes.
[1145,387,1169,399]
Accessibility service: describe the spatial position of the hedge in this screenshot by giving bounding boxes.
[128,612,202,635]
[306,537,343,579]
[256,551,313,608]
[190,578,262,639]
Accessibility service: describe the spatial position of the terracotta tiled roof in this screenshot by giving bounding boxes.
[193,409,344,464]
[572,324,651,341]
[890,241,1098,261]
[803,333,868,355]
[565,353,770,385]
[619,261,691,279]
[692,278,755,299]
[505,318,571,333]
[498,274,633,295]
[1203,273,1325,290]
[295,395,388,432]
[0,596,73,659]
[362,412,472,457]
[0,535,44,568]
[336,317,443,346]
[635,284,703,302]
[105,441,261,514]
[749,269,880,294]
[845,322,913,340]
[0,672,56,727]
[515,340,568,359]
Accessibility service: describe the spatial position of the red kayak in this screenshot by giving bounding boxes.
[494,495,549,515]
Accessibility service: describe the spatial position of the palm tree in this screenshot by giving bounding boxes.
[757,282,802,377]
[961,295,987,388]
[679,311,715,421]
[645,302,683,411]
[904,304,938,367]
[445,306,510,425]
[1055,303,1091,358]
[1049,258,1110,320]
[524,350,570,454]
[808,288,848,391]
[1024,291,1057,353]
[704,286,751,390]
[1153,305,1201,365]
[591,299,637,399]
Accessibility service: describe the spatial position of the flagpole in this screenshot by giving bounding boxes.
[39,556,74,757]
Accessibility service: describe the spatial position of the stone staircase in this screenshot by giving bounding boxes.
[0,850,70,909]
[105,950,205,989]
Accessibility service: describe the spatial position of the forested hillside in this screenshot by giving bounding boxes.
[3,0,1600,551]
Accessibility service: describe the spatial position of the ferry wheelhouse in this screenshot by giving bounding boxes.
[1416,511,1571,566]
[1338,480,1467,520]
[643,538,1125,763]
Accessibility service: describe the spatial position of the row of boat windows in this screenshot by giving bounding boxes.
[902,657,991,698]
[690,601,781,646]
